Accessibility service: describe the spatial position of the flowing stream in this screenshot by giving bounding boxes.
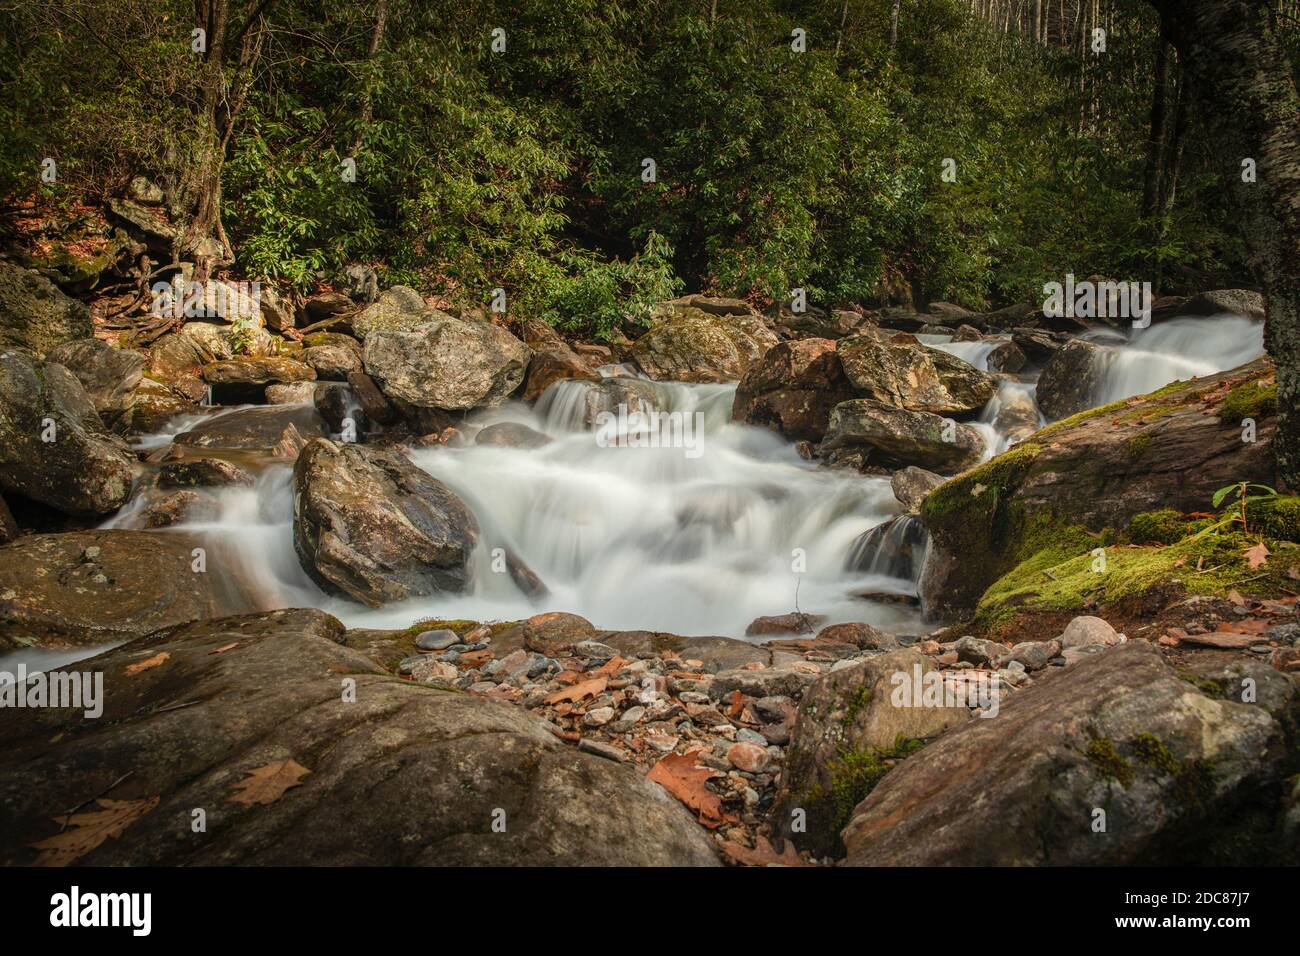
[2,311,1265,680]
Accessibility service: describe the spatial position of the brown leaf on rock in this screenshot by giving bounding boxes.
[543,675,607,705]
[229,759,311,806]
[210,642,239,654]
[720,836,811,867]
[1244,542,1270,569]
[124,652,170,676]
[645,752,731,828]
[30,796,160,866]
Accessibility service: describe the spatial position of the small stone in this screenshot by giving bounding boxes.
[415,629,460,651]
[645,733,680,752]
[583,706,616,727]
[1059,615,1121,649]
[735,728,768,746]
[727,741,770,773]
[620,705,646,724]
[574,640,617,660]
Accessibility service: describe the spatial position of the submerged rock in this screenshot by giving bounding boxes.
[292,439,481,606]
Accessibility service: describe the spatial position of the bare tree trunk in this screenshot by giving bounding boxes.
[889,0,901,49]
[835,0,849,56]
[1142,33,1173,220]
[1150,0,1300,487]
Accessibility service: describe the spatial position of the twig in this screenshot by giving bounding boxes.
[59,770,134,831]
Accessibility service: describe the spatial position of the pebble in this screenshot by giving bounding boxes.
[583,706,616,727]
[578,738,625,762]
[727,741,770,773]
[415,629,460,651]
[735,728,768,746]
[574,640,617,660]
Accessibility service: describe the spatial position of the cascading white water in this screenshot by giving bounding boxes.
[1087,314,1265,405]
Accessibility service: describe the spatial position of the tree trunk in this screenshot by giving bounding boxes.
[176,0,232,272]
[1142,35,1172,221]
[889,0,901,49]
[1150,0,1300,488]
[350,0,389,156]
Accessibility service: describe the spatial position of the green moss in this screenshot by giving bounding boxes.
[820,737,927,842]
[1127,432,1154,459]
[1118,403,1180,423]
[1086,736,1134,787]
[1035,398,1131,441]
[1245,495,1300,542]
[1131,733,1180,775]
[841,685,873,729]
[1218,380,1277,423]
[1127,509,1189,545]
[975,526,1300,634]
[1177,669,1227,699]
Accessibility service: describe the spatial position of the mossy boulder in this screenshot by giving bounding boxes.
[0,261,93,358]
[918,358,1277,621]
[772,649,969,856]
[842,641,1298,865]
[836,333,996,414]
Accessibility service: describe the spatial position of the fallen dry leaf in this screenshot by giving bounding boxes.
[720,836,811,867]
[543,675,607,705]
[645,752,731,828]
[30,796,160,866]
[229,759,311,806]
[1244,542,1271,569]
[124,652,169,676]
[210,642,239,654]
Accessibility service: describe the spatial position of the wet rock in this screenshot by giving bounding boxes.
[731,338,858,442]
[363,318,531,411]
[1010,326,1071,362]
[1169,289,1265,322]
[292,439,480,607]
[745,613,826,637]
[991,386,1040,445]
[890,466,944,513]
[559,377,660,430]
[313,382,364,435]
[845,514,929,581]
[148,321,273,385]
[821,400,983,473]
[0,350,134,516]
[174,404,328,455]
[842,641,1297,865]
[986,341,1026,373]
[837,334,996,414]
[0,261,93,357]
[475,421,552,449]
[0,530,219,648]
[774,649,971,856]
[632,307,778,383]
[45,338,146,432]
[0,609,720,865]
[143,490,206,527]
[345,369,396,425]
[1036,339,1109,420]
[523,342,599,403]
[158,457,254,489]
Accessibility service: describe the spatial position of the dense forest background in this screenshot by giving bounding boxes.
[3,0,1299,338]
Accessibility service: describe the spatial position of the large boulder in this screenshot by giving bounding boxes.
[1037,339,1109,420]
[731,338,858,442]
[821,400,984,473]
[362,318,531,411]
[918,358,1278,620]
[631,307,778,383]
[836,334,996,414]
[0,350,134,516]
[773,649,971,856]
[522,341,599,403]
[0,531,220,648]
[0,609,720,866]
[46,338,146,431]
[1169,288,1265,321]
[0,261,93,357]
[349,285,435,340]
[148,321,274,383]
[292,439,480,606]
[843,642,1298,865]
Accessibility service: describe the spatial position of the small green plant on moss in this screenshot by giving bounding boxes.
[841,685,873,729]
[1085,735,1134,787]
[226,314,260,355]
[1131,733,1180,775]
[1208,482,1279,537]
[1177,669,1226,699]
[823,737,927,838]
